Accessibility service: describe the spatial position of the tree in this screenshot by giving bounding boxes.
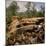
[25,2,32,18]
[25,2,37,18]
[40,5,45,16]
[8,1,19,16]
[6,1,19,24]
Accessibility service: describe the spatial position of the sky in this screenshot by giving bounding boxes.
[6,0,45,12]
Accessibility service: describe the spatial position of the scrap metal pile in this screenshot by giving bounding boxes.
[6,16,45,46]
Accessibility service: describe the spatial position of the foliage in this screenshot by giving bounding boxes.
[25,2,44,18]
[25,2,32,18]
